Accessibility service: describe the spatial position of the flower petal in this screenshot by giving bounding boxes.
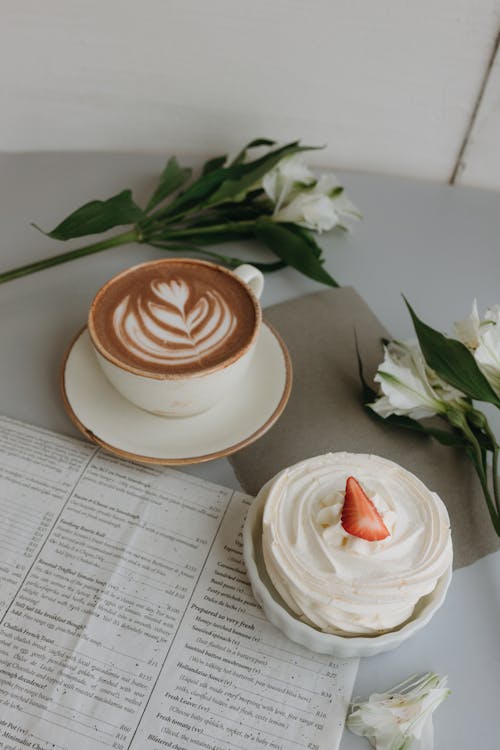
[474,304,500,395]
[262,155,315,207]
[347,673,449,750]
[373,346,443,418]
[454,300,481,349]
[274,192,339,232]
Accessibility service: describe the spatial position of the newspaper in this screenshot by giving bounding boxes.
[0,416,358,750]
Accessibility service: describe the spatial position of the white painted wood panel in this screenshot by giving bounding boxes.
[457,37,500,191]
[1,1,499,184]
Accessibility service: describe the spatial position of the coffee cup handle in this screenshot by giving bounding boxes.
[233,264,264,300]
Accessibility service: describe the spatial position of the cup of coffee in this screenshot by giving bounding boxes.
[88,258,264,417]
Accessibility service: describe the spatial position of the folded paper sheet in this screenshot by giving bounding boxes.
[0,415,357,750]
[230,288,500,569]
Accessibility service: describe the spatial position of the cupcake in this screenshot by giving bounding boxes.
[244,453,453,655]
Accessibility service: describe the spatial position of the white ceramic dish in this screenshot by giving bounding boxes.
[243,488,452,658]
[61,322,292,465]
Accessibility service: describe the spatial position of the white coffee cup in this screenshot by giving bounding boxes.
[88,258,264,417]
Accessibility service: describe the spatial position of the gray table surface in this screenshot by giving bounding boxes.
[1,153,499,749]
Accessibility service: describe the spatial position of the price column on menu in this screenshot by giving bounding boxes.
[129,492,357,750]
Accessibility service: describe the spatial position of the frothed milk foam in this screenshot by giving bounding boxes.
[90,260,258,376]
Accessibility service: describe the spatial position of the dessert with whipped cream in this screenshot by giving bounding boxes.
[261,453,452,636]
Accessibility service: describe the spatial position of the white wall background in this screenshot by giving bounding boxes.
[1,0,500,189]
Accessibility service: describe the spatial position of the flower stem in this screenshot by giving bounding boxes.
[460,418,500,535]
[149,220,256,241]
[148,241,286,272]
[492,445,500,518]
[146,202,206,227]
[483,419,500,517]
[148,241,243,268]
[0,228,140,284]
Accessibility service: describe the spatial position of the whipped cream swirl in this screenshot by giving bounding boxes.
[262,453,452,636]
[112,278,237,367]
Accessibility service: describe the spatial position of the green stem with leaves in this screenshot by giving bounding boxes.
[483,420,500,518]
[148,241,286,272]
[0,140,348,288]
[0,229,140,284]
[451,410,500,535]
[149,219,256,241]
[464,406,500,519]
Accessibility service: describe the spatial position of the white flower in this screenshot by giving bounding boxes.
[455,301,500,396]
[273,191,341,232]
[262,156,360,233]
[262,155,316,211]
[314,174,361,221]
[269,170,360,233]
[347,672,450,750]
[370,339,465,420]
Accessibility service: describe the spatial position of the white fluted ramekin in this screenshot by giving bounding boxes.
[243,487,452,659]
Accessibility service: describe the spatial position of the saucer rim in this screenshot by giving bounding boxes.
[60,321,292,466]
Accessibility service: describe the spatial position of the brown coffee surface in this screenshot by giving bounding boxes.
[90,260,258,375]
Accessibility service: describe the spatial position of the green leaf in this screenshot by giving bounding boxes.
[158,141,320,219]
[193,199,270,225]
[43,190,145,240]
[254,218,338,287]
[159,166,232,217]
[385,414,468,447]
[206,141,321,206]
[155,224,255,245]
[285,224,322,258]
[202,155,227,176]
[230,137,276,166]
[145,157,192,212]
[405,299,500,407]
[355,338,379,403]
[155,142,295,218]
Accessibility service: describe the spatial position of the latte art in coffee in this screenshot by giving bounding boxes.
[90,260,258,376]
[113,278,237,367]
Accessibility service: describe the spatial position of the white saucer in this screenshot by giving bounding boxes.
[61,322,292,465]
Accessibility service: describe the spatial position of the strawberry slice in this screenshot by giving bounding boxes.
[341,476,390,541]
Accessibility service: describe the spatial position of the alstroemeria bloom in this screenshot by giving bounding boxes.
[347,672,450,750]
[313,173,361,222]
[262,155,316,211]
[273,190,341,232]
[370,339,465,420]
[455,301,500,396]
[454,299,481,349]
[271,172,360,233]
